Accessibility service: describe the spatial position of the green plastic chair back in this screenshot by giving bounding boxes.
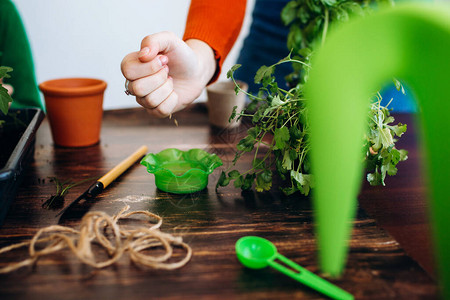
[304,3,450,298]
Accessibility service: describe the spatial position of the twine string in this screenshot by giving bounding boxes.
[0,205,192,274]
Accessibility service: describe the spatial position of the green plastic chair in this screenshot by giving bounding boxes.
[304,3,450,298]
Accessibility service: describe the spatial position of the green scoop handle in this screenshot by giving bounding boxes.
[235,236,353,300]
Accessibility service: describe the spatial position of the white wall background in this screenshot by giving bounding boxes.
[13,0,255,110]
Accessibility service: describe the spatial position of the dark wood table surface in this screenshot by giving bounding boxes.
[0,104,439,299]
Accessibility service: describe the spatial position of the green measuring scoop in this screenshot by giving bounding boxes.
[235,236,353,300]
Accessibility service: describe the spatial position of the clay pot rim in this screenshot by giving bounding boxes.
[207,80,248,95]
[39,77,107,97]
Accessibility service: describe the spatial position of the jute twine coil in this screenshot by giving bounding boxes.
[0,205,192,274]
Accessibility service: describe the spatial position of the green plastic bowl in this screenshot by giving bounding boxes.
[140,148,223,194]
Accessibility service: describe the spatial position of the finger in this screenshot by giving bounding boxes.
[144,90,179,118]
[139,31,179,63]
[127,65,169,97]
[136,76,174,109]
[121,53,168,81]
[137,47,155,63]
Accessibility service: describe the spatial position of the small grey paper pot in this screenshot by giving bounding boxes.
[206,80,248,129]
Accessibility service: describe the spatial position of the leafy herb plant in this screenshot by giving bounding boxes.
[216,0,408,196]
[0,66,14,118]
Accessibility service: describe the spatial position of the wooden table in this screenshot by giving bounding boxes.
[0,105,439,299]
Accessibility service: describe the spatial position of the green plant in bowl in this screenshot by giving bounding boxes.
[141,148,223,194]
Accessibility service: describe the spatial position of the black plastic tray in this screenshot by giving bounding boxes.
[0,108,44,225]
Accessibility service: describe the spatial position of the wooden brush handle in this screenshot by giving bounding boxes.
[98,145,148,188]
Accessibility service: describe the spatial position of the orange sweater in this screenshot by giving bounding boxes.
[183,0,246,82]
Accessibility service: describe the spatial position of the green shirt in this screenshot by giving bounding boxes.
[0,0,43,110]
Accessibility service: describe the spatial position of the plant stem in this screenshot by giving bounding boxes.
[229,76,254,98]
[253,131,267,163]
[282,110,300,128]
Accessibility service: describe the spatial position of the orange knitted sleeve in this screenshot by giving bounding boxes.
[183,0,246,83]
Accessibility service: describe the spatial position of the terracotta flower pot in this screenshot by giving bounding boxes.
[39,78,107,147]
[206,80,248,129]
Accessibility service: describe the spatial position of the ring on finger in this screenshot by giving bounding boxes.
[124,79,133,96]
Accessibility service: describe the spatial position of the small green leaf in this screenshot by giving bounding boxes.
[236,136,255,152]
[228,170,241,179]
[234,175,244,188]
[367,171,382,186]
[382,162,398,176]
[371,133,382,152]
[216,171,230,189]
[276,157,288,175]
[289,126,302,140]
[297,5,310,24]
[256,170,272,192]
[333,6,349,23]
[280,186,298,196]
[252,109,263,123]
[321,0,336,6]
[271,95,285,107]
[399,149,408,161]
[304,16,323,43]
[379,127,394,149]
[391,123,407,137]
[290,170,313,196]
[393,78,406,95]
[0,66,13,79]
[282,149,293,170]
[289,148,298,161]
[254,65,274,84]
[389,148,401,165]
[274,126,290,150]
[227,64,241,79]
[281,1,298,25]
[247,126,260,138]
[242,174,255,190]
[0,86,13,115]
[261,169,272,183]
[306,0,322,14]
[341,2,364,16]
[228,105,238,122]
[0,66,14,115]
[291,170,311,186]
[287,25,303,52]
[298,47,312,59]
